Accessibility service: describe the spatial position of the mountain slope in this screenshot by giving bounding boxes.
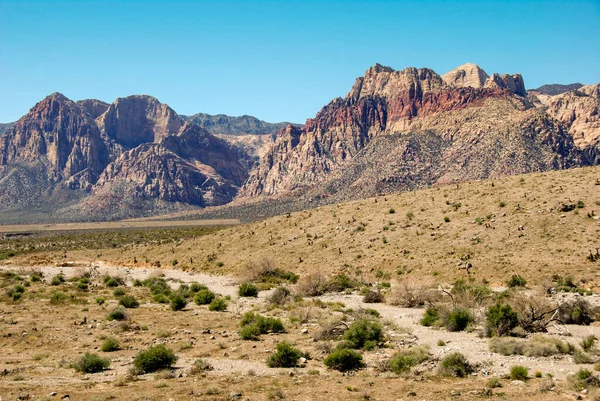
[0,94,249,221]
[239,63,583,203]
[531,83,583,96]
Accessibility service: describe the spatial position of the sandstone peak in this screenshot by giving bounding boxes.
[441,63,489,88]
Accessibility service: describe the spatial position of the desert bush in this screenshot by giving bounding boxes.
[507,275,527,288]
[268,286,291,306]
[445,308,473,332]
[30,271,43,282]
[486,304,519,337]
[420,307,440,327]
[324,348,364,371]
[388,346,429,374]
[113,288,125,297]
[208,297,227,311]
[574,349,594,364]
[49,291,69,305]
[568,368,600,391]
[101,337,121,352]
[189,358,212,374]
[72,353,110,373]
[582,335,597,352]
[96,297,106,305]
[296,273,329,296]
[133,344,177,374]
[509,292,558,332]
[487,378,502,388]
[266,342,301,368]
[363,290,384,303]
[194,289,216,305]
[239,311,285,340]
[510,365,528,380]
[103,275,124,288]
[449,279,491,308]
[169,294,187,311]
[438,352,472,377]
[189,282,207,294]
[238,282,258,297]
[558,298,596,325]
[243,259,298,285]
[6,284,25,301]
[489,335,573,357]
[107,307,128,321]
[51,273,65,286]
[118,295,139,308]
[327,274,359,292]
[388,279,435,307]
[343,319,383,349]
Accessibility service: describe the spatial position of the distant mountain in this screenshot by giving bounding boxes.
[183,113,293,136]
[531,83,583,96]
[0,93,248,221]
[239,63,594,205]
[0,122,14,135]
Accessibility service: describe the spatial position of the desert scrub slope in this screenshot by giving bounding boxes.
[6,166,600,287]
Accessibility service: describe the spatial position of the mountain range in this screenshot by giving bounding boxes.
[0,62,598,222]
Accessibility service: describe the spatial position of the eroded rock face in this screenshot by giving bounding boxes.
[542,84,600,164]
[0,93,249,215]
[0,93,110,189]
[441,63,490,89]
[240,63,583,201]
[98,95,184,149]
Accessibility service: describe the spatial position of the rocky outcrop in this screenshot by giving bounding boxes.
[0,93,110,190]
[542,84,600,164]
[0,93,250,219]
[239,63,582,202]
[441,63,489,88]
[97,95,184,149]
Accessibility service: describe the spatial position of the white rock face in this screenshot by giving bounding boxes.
[441,63,490,89]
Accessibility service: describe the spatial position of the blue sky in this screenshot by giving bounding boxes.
[1,0,599,124]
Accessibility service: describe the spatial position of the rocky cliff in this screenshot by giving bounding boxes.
[0,94,249,220]
[239,63,588,203]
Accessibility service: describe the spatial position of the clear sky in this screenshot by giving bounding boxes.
[1,0,599,124]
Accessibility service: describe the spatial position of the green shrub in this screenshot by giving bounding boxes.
[582,335,597,352]
[194,289,216,305]
[107,307,127,321]
[208,298,227,311]
[268,286,291,306]
[439,352,472,377]
[133,344,177,373]
[421,307,440,327]
[153,294,170,304]
[266,342,301,368]
[239,312,285,340]
[343,319,383,349]
[30,272,43,282]
[189,282,207,294]
[510,365,528,380]
[507,275,527,288]
[103,275,124,288]
[445,308,473,332]
[101,337,121,352]
[324,348,364,371]
[388,346,429,374]
[96,297,106,305]
[49,291,69,305]
[76,280,89,291]
[169,294,187,311]
[569,368,600,390]
[118,295,139,308]
[72,353,110,373]
[443,216,450,223]
[559,299,596,325]
[487,377,502,388]
[6,284,25,301]
[327,274,358,292]
[486,304,518,337]
[574,349,594,364]
[51,274,65,286]
[112,288,125,297]
[489,335,574,357]
[238,282,258,297]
